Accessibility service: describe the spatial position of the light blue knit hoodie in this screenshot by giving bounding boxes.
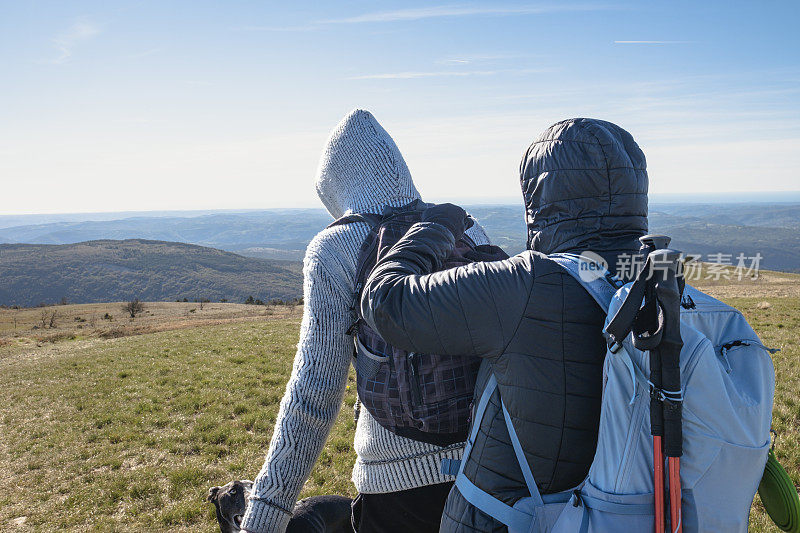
[241,109,489,533]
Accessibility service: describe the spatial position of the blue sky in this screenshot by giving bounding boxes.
[1,1,798,214]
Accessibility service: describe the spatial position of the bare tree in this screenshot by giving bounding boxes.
[12,311,18,330]
[48,310,58,329]
[123,299,144,318]
[40,309,49,328]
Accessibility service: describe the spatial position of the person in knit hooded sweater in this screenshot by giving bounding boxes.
[241,109,490,533]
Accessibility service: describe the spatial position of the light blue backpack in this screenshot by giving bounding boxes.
[452,250,776,532]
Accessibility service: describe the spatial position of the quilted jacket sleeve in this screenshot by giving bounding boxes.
[360,221,533,358]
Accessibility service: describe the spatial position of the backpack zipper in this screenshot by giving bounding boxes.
[718,339,780,374]
[408,353,423,406]
[615,386,648,490]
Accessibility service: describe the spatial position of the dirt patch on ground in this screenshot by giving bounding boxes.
[0,301,302,365]
[692,270,800,299]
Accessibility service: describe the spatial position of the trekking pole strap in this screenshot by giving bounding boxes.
[603,260,650,351]
[603,254,676,354]
[650,250,685,458]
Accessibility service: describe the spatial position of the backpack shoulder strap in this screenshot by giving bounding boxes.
[330,212,386,335]
[549,253,622,312]
[327,212,384,230]
[454,374,542,531]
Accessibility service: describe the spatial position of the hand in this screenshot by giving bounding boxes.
[422,203,470,241]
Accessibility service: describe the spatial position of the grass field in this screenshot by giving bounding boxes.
[1,273,798,531]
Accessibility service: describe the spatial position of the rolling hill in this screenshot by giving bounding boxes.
[0,202,797,309]
[466,204,800,272]
[0,240,303,307]
[0,209,332,261]
[1,203,798,270]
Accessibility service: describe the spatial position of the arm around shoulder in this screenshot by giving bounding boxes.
[361,221,533,359]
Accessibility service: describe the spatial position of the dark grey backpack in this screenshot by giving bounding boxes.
[329,201,508,446]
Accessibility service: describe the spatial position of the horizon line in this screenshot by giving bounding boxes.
[3,191,800,218]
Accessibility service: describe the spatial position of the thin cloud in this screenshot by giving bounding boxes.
[437,53,528,65]
[52,17,101,63]
[248,4,618,31]
[236,24,318,32]
[614,40,694,44]
[350,70,499,80]
[349,68,544,80]
[128,48,160,59]
[322,4,615,24]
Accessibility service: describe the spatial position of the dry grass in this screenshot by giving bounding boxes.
[0,302,302,361]
[0,271,797,531]
[692,268,800,299]
[0,311,356,532]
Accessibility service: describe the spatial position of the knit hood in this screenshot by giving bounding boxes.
[315,109,421,219]
[520,118,649,256]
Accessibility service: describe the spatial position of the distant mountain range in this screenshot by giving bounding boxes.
[0,202,797,307]
[0,209,330,261]
[465,203,800,272]
[3,203,799,268]
[0,240,303,307]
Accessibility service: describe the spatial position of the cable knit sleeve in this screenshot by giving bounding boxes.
[241,235,355,533]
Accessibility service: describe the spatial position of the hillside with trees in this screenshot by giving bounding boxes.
[0,239,302,307]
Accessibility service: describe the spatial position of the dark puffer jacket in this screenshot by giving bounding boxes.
[360,118,648,532]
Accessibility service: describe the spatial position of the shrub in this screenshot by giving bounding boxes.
[123,299,144,318]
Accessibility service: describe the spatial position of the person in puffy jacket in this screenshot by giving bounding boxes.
[360,118,649,532]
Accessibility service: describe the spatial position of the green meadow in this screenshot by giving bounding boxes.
[1,272,798,531]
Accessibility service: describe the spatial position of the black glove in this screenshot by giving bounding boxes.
[422,203,470,241]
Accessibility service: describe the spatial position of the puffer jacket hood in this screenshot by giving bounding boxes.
[520,118,648,256]
[315,109,421,219]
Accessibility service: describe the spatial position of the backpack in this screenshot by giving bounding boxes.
[451,245,775,532]
[329,200,509,446]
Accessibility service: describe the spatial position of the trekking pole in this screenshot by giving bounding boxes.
[640,235,670,533]
[649,247,684,533]
[605,236,682,533]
